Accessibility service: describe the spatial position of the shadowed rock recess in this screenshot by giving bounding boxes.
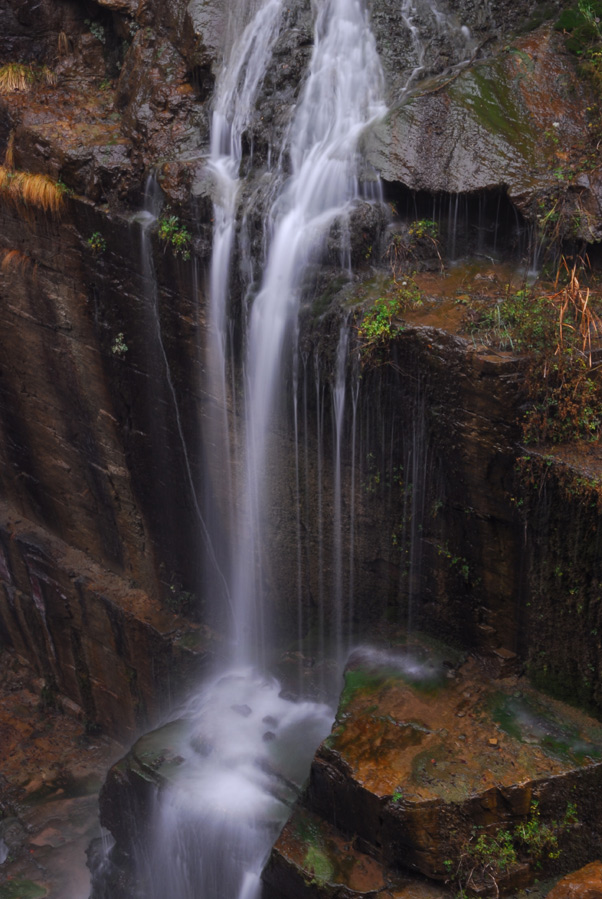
[1,0,602,896]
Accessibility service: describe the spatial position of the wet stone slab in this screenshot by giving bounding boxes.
[277,646,602,896]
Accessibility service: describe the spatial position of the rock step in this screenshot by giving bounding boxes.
[263,805,447,899]
[298,650,602,895]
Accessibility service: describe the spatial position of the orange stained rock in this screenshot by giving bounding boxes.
[327,660,599,805]
[546,861,602,899]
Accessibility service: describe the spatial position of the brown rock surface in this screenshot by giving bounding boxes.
[0,647,122,899]
[546,862,602,899]
[263,805,448,899]
[303,650,602,892]
[0,499,217,739]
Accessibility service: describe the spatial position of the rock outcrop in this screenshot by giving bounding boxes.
[546,861,602,899]
[265,649,602,897]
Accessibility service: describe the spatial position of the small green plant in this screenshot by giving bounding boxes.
[360,296,403,341]
[436,542,471,582]
[446,801,578,896]
[87,231,106,254]
[57,180,74,199]
[158,213,191,260]
[85,19,106,44]
[408,218,438,241]
[356,294,407,368]
[111,332,128,356]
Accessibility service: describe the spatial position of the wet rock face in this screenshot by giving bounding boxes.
[0,502,213,739]
[0,648,121,899]
[266,651,602,897]
[546,861,602,899]
[368,0,564,101]
[365,24,598,232]
[0,0,600,740]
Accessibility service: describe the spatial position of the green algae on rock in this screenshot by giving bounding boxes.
[282,650,602,896]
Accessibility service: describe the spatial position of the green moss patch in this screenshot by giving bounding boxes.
[0,881,47,899]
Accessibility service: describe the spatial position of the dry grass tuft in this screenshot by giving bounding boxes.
[1,249,31,274]
[0,166,64,215]
[57,32,70,59]
[4,131,14,170]
[553,256,602,366]
[0,62,58,94]
[40,66,57,87]
[0,63,35,93]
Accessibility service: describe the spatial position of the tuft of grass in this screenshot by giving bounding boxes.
[0,63,57,94]
[0,166,64,215]
[4,131,15,170]
[1,249,31,274]
[57,31,70,58]
[0,63,35,93]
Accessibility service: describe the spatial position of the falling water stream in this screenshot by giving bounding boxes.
[123,1,387,897]
[104,2,485,892]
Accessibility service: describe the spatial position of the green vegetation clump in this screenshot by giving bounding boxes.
[111,332,128,356]
[158,214,191,260]
[446,801,578,896]
[556,0,602,56]
[356,278,424,368]
[359,296,404,342]
[466,259,602,443]
[87,231,106,254]
[408,218,438,241]
[556,1,602,141]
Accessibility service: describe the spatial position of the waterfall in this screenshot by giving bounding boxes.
[204,0,285,601]
[232,0,386,661]
[105,2,387,897]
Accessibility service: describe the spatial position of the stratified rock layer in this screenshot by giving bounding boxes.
[265,650,602,897]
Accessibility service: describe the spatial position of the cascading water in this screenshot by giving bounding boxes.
[400,0,475,93]
[118,1,388,897]
[89,0,385,899]
[232,0,386,661]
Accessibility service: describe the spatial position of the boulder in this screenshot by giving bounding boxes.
[546,862,602,899]
[293,649,602,894]
[365,26,601,238]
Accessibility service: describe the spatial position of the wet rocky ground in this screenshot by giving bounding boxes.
[265,643,602,897]
[0,648,122,899]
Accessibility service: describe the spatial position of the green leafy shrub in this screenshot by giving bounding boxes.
[465,259,602,443]
[408,218,438,241]
[87,231,106,254]
[111,332,128,356]
[158,214,191,260]
[446,801,578,896]
[359,296,404,342]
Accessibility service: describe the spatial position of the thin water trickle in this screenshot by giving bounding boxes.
[332,319,350,665]
[134,178,233,617]
[400,0,475,94]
